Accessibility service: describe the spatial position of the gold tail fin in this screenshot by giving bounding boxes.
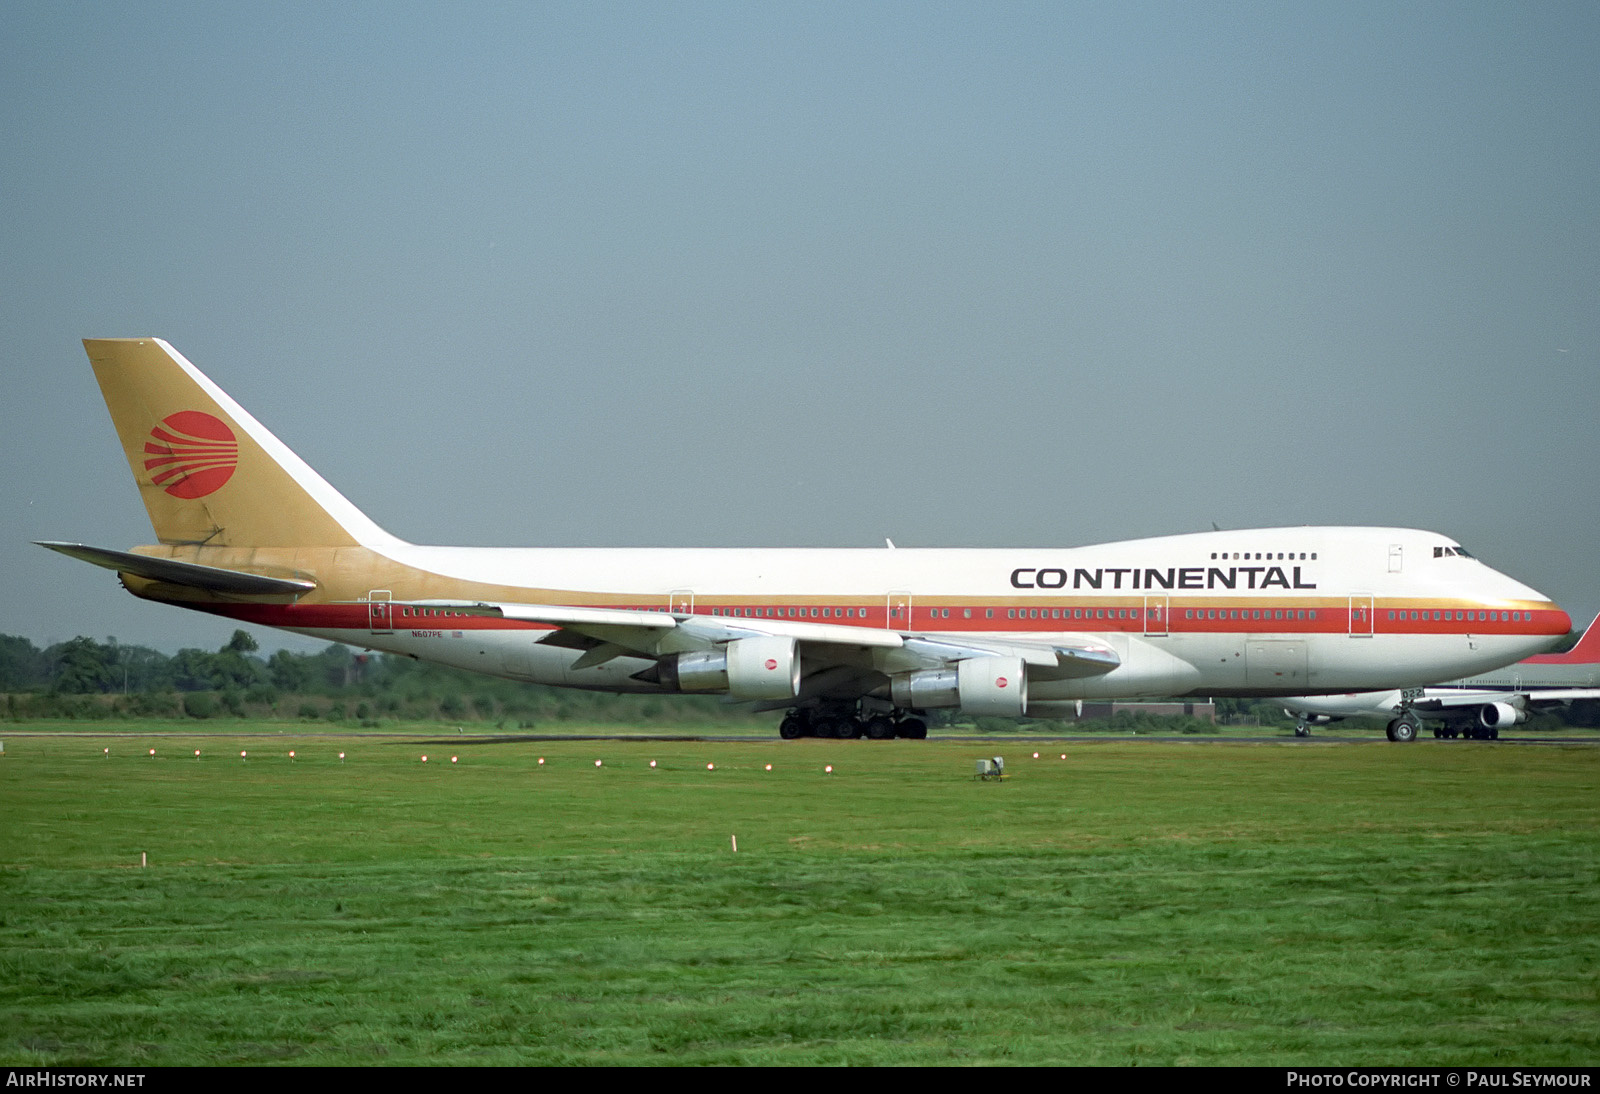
[83,338,398,548]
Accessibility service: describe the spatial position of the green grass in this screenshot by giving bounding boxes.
[2,731,1597,1065]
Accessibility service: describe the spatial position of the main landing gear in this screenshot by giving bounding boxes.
[779,704,928,740]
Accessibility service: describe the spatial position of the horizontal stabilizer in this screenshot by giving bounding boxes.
[36,541,316,597]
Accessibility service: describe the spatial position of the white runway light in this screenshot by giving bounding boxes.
[594,759,602,767]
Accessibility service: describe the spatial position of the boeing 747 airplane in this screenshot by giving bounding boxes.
[40,339,1572,740]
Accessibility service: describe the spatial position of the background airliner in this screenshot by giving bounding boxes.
[39,339,1571,740]
[1281,614,1600,741]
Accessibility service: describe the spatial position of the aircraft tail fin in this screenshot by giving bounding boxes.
[1553,614,1600,663]
[82,338,399,549]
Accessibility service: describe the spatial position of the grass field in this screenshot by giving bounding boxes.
[2,726,1597,1065]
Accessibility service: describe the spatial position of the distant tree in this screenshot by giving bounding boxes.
[47,637,118,694]
[268,649,313,693]
[0,634,49,691]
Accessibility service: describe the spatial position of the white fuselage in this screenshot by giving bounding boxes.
[246,526,1565,708]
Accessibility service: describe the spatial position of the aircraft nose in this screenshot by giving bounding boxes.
[1552,605,1573,636]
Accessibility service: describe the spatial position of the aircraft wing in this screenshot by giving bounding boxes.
[408,599,1120,683]
[1411,687,1600,711]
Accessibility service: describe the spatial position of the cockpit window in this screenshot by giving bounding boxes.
[1433,545,1475,559]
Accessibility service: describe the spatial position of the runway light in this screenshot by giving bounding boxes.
[421,755,428,763]
[594,759,602,767]
[194,749,200,758]
[538,757,545,765]
[707,762,715,771]
[289,751,296,760]
[149,748,155,757]
[649,760,657,768]
[1060,754,1066,760]
[764,764,772,771]
[240,750,247,760]
[103,748,109,756]
[451,756,458,764]
[824,765,833,774]
[1033,752,1040,759]
[339,752,346,761]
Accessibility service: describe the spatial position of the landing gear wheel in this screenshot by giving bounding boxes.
[897,717,928,740]
[1388,717,1418,743]
[1294,724,1310,738]
[866,716,895,740]
[818,717,854,740]
[779,715,804,740]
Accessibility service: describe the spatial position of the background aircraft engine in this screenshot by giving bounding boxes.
[1479,702,1527,729]
[656,637,801,700]
[725,636,801,700]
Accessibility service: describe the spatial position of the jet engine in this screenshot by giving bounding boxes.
[1478,702,1527,729]
[655,636,800,700]
[890,656,1027,717]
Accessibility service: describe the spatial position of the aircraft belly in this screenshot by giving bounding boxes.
[1309,635,1505,691]
[1028,635,1204,700]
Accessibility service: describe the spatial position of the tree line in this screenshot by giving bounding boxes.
[0,631,762,726]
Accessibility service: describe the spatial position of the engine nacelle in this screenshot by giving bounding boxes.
[656,637,800,701]
[891,669,959,710]
[1479,702,1526,729]
[890,657,1027,718]
[958,657,1027,717]
[726,636,801,700]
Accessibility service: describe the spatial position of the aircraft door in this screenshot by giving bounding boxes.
[886,591,912,631]
[1247,640,1308,688]
[1143,594,1168,637]
[368,590,393,635]
[669,589,694,615]
[1349,594,1374,637]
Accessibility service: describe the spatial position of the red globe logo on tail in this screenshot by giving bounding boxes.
[144,412,238,498]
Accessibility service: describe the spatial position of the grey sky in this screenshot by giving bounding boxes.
[4,2,1597,654]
